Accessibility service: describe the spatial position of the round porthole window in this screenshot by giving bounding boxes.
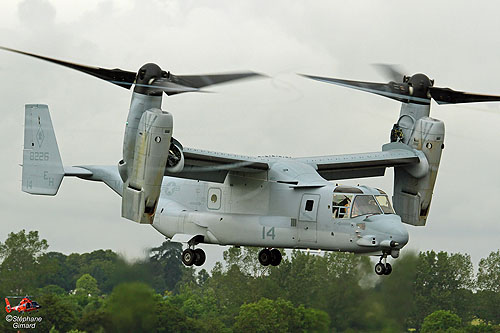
[211,194,218,203]
[426,142,432,149]
[155,136,161,143]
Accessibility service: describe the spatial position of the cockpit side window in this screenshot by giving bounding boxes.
[332,194,353,219]
[375,195,395,214]
[351,195,382,218]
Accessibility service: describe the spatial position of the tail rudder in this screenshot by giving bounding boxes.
[22,104,64,195]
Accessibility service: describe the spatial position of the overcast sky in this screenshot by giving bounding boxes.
[1,0,499,268]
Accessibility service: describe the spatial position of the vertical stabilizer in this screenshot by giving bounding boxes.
[22,104,64,195]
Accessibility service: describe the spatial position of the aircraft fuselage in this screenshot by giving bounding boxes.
[152,164,409,256]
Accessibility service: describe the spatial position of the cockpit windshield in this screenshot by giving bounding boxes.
[375,195,395,214]
[351,195,382,218]
[332,194,353,219]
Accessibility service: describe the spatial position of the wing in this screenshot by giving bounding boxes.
[165,147,269,183]
[294,143,420,180]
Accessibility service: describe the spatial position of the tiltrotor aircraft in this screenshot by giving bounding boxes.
[4,47,500,275]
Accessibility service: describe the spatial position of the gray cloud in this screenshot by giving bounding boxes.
[18,0,56,28]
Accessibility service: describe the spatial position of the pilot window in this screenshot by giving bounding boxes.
[351,195,382,218]
[332,194,353,219]
[375,195,395,214]
[305,200,314,212]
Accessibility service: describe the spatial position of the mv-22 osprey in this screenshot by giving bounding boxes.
[5,47,500,275]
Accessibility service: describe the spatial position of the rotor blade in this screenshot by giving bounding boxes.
[160,72,263,96]
[175,72,263,88]
[373,64,406,82]
[149,79,214,95]
[430,86,500,105]
[136,81,206,94]
[300,74,431,104]
[0,46,136,89]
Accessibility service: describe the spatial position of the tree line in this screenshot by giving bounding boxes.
[0,229,499,332]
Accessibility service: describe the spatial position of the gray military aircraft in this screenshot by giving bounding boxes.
[5,47,500,275]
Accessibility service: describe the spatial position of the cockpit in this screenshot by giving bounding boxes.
[332,186,395,219]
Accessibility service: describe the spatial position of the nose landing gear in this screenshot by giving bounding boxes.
[375,253,392,275]
[258,248,282,266]
[182,248,206,266]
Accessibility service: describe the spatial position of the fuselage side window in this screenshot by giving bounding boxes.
[305,200,314,212]
[375,195,395,214]
[351,195,382,218]
[332,194,353,219]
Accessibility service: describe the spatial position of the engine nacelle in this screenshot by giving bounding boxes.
[166,140,184,173]
[390,116,445,226]
[122,108,173,223]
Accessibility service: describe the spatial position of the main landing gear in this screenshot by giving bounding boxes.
[375,253,392,276]
[182,248,206,267]
[258,248,282,266]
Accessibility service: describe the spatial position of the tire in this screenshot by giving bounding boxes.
[384,263,392,275]
[182,249,196,266]
[194,248,206,266]
[258,249,272,266]
[270,249,282,266]
[375,262,386,275]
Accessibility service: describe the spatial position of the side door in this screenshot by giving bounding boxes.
[297,194,320,243]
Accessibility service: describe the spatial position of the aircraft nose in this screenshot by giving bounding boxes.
[366,214,409,248]
[392,222,409,247]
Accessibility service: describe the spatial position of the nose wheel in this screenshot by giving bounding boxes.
[258,248,282,266]
[182,248,206,266]
[375,254,392,275]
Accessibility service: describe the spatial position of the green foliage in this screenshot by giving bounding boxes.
[38,284,66,296]
[411,251,475,327]
[75,273,100,296]
[149,241,192,292]
[377,251,419,330]
[223,246,267,277]
[0,229,48,294]
[465,322,499,333]
[0,229,48,260]
[299,306,331,332]
[36,294,78,332]
[269,250,372,331]
[233,297,330,333]
[103,282,158,332]
[421,310,462,333]
[0,231,499,332]
[156,298,202,333]
[477,250,500,293]
[474,290,500,324]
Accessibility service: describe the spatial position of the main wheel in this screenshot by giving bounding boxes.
[270,249,282,266]
[194,248,206,266]
[182,249,196,266]
[375,262,386,275]
[258,249,272,266]
[383,263,392,275]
